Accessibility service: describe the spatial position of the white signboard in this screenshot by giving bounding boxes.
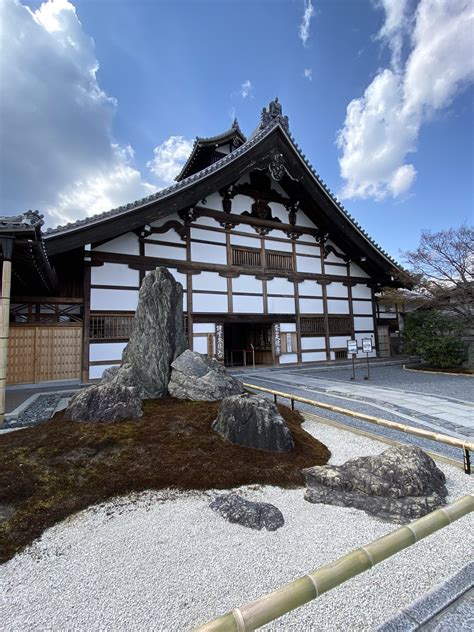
[346,340,358,355]
[362,338,373,353]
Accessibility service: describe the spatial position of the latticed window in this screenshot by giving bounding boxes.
[301,316,325,335]
[328,316,352,335]
[90,315,134,340]
[231,246,262,267]
[266,250,294,271]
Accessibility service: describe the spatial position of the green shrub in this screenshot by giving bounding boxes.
[402,310,467,368]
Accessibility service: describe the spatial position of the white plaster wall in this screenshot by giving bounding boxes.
[94,232,139,255]
[191,241,227,265]
[327,300,350,314]
[352,284,372,299]
[279,353,298,364]
[329,336,351,347]
[350,262,370,278]
[295,242,320,256]
[325,264,347,276]
[232,194,252,214]
[91,263,139,287]
[295,212,317,229]
[299,298,324,313]
[266,277,294,295]
[167,268,187,289]
[145,243,187,261]
[204,192,223,209]
[301,337,326,350]
[193,215,220,229]
[232,275,263,294]
[151,228,184,244]
[193,336,209,354]
[230,233,260,248]
[91,289,139,311]
[326,282,348,298]
[193,271,227,292]
[302,351,326,362]
[280,323,296,333]
[325,252,346,264]
[89,364,118,380]
[298,280,322,297]
[193,323,215,334]
[269,229,294,243]
[355,332,376,358]
[90,342,127,362]
[236,223,259,235]
[354,316,375,331]
[268,296,295,313]
[233,294,264,313]
[268,202,289,223]
[266,238,293,253]
[192,293,228,312]
[191,226,226,244]
[352,300,373,315]
[296,256,322,274]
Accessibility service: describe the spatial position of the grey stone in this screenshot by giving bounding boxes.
[303,445,447,522]
[112,267,187,399]
[210,493,284,531]
[101,366,120,383]
[64,382,142,422]
[212,393,294,452]
[168,349,244,401]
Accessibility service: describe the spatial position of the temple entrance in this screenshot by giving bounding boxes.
[224,323,273,367]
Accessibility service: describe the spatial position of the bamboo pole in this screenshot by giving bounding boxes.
[243,383,474,454]
[0,252,13,426]
[194,495,474,632]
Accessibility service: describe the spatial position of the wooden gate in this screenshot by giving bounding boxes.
[377,325,391,358]
[7,325,82,384]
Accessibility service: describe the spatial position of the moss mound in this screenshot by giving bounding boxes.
[0,397,330,563]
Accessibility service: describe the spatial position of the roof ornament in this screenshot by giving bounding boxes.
[259,97,289,132]
[268,152,287,181]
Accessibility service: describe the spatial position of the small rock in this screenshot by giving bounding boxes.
[212,393,294,452]
[210,494,284,531]
[64,383,142,422]
[168,349,243,401]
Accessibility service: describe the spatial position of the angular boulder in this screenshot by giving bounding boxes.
[168,349,244,401]
[112,267,187,398]
[100,365,120,383]
[63,382,142,422]
[212,393,294,452]
[303,445,448,522]
[210,494,284,531]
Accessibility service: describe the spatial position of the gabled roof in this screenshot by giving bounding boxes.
[175,119,246,181]
[43,100,405,285]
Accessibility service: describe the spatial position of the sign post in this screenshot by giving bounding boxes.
[346,339,358,381]
[362,337,373,380]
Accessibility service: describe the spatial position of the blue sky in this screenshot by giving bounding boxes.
[1,0,473,261]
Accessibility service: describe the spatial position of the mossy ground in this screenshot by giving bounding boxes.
[0,397,330,564]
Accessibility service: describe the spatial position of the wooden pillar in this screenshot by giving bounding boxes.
[371,286,380,357]
[292,241,302,364]
[81,263,91,383]
[319,242,331,361]
[186,222,193,350]
[0,237,14,424]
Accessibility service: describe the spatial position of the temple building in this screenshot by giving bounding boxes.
[3,99,404,388]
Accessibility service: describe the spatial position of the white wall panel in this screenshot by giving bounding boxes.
[301,337,326,350]
[295,212,317,229]
[280,323,296,333]
[229,233,260,248]
[355,333,376,358]
[326,282,348,298]
[296,256,322,274]
[193,323,215,333]
[91,263,139,287]
[168,268,187,289]
[193,336,209,354]
[329,336,351,347]
[295,242,320,256]
[191,241,227,265]
[299,298,324,313]
[192,293,228,312]
[233,294,264,313]
[325,264,347,276]
[354,316,375,331]
[268,296,295,313]
[193,215,220,229]
[302,351,326,362]
[352,284,372,299]
[193,271,227,292]
[350,262,370,278]
[266,277,294,295]
[232,194,252,214]
[152,228,184,244]
[89,364,118,380]
[145,243,187,261]
[94,232,139,255]
[298,280,322,297]
[352,300,373,315]
[232,275,263,294]
[265,238,293,253]
[91,289,139,311]
[327,300,350,314]
[90,342,127,362]
[191,227,226,243]
[204,192,223,209]
[268,202,289,223]
[279,353,298,364]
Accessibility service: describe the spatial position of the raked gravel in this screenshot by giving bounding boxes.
[1,419,472,631]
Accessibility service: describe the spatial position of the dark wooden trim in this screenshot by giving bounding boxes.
[142,238,187,249]
[81,264,91,383]
[89,359,122,366]
[190,238,226,247]
[353,329,376,334]
[10,322,82,328]
[371,287,380,356]
[347,266,355,339]
[185,222,193,351]
[319,243,331,361]
[267,293,295,298]
[90,338,129,344]
[192,313,296,323]
[193,289,227,295]
[232,291,264,296]
[293,240,302,364]
[11,296,84,305]
[91,284,140,291]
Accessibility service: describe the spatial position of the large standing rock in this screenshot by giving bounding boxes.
[212,393,294,452]
[210,494,284,531]
[64,383,142,422]
[168,350,244,401]
[112,267,187,398]
[303,445,448,522]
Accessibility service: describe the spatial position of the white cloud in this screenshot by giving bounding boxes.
[240,79,253,99]
[147,136,194,185]
[0,0,154,226]
[299,0,315,47]
[338,0,474,201]
[303,68,313,81]
[375,0,410,69]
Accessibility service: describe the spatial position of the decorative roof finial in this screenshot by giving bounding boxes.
[258,98,289,132]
